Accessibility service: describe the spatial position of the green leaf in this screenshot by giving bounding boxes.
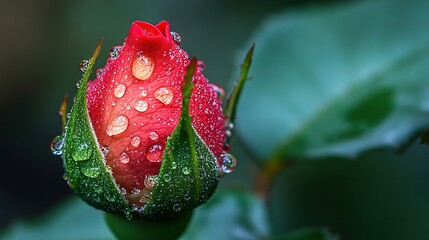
[271,227,338,240]
[143,58,220,218]
[0,198,114,240]
[236,0,429,162]
[180,189,270,240]
[62,39,131,216]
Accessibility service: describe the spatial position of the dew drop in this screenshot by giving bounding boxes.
[154,87,173,105]
[170,32,181,45]
[225,120,234,138]
[94,185,103,194]
[96,68,104,77]
[104,192,116,202]
[141,89,148,97]
[220,153,236,174]
[149,131,159,140]
[145,144,163,162]
[144,175,158,188]
[100,145,110,156]
[109,46,122,59]
[182,167,190,175]
[106,115,129,136]
[131,188,141,194]
[132,51,154,81]
[81,167,101,178]
[124,211,133,220]
[79,60,89,72]
[163,173,171,182]
[210,84,225,101]
[119,152,130,164]
[134,100,148,112]
[184,193,191,201]
[131,136,141,147]
[173,203,182,212]
[197,60,206,71]
[114,84,126,98]
[50,135,64,155]
[72,143,92,161]
[172,161,177,170]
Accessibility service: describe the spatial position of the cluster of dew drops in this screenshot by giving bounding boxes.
[50,30,237,206]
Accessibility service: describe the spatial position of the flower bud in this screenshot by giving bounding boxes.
[51,21,238,219]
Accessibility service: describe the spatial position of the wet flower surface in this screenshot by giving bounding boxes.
[52,20,239,218]
[87,21,226,209]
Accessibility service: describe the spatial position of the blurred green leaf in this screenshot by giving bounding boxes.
[236,0,429,162]
[0,198,114,240]
[272,227,338,240]
[181,189,269,240]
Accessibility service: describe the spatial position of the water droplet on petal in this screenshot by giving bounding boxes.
[109,46,122,59]
[51,135,64,155]
[197,60,206,71]
[163,173,171,182]
[134,100,148,112]
[119,152,130,164]
[81,167,101,178]
[210,84,225,101]
[106,115,129,136]
[220,153,236,174]
[80,60,89,72]
[149,131,159,140]
[132,51,154,81]
[144,175,158,188]
[114,84,126,98]
[145,144,163,162]
[96,68,104,77]
[182,167,190,175]
[141,90,148,97]
[131,136,141,147]
[72,143,92,161]
[100,145,110,156]
[154,87,173,105]
[170,32,181,45]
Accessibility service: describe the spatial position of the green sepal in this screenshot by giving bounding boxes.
[224,45,255,126]
[142,58,220,218]
[62,39,131,217]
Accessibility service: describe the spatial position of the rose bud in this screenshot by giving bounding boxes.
[50,21,250,219]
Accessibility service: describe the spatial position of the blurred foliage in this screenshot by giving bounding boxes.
[1,190,267,240]
[237,0,429,161]
[2,0,429,239]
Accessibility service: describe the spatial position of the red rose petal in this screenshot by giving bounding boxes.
[87,21,226,200]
